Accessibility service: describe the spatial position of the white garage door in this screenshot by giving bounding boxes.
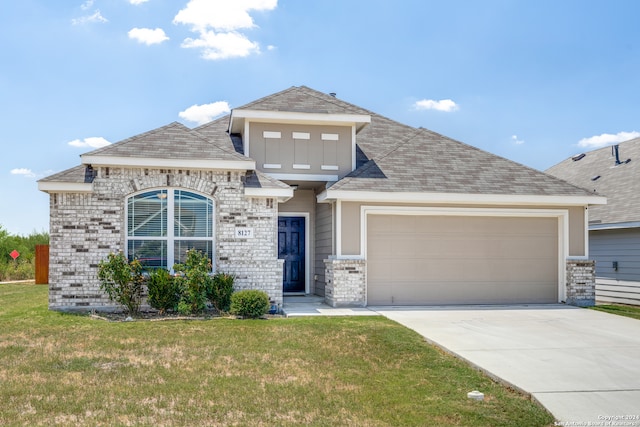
[367,215,559,305]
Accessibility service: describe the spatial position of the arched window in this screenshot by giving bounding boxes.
[126,189,214,271]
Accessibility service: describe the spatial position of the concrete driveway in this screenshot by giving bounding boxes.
[372,305,640,424]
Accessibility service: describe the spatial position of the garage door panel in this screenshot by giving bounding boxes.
[369,234,557,259]
[368,281,558,305]
[367,215,559,305]
[383,258,556,282]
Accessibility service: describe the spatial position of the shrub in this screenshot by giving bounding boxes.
[207,272,235,313]
[230,290,270,319]
[173,249,211,315]
[146,268,181,314]
[97,252,144,315]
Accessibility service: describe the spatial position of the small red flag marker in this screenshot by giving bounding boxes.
[10,250,20,260]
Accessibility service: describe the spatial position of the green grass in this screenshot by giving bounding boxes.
[0,284,554,426]
[591,303,640,320]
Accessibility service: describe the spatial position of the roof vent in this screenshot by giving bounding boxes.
[591,175,601,181]
[572,153,585,161]
[612,144,621,165]
[329,92,337,97]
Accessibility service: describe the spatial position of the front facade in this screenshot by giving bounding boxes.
[547,139,640,305]
[39,86,605,311]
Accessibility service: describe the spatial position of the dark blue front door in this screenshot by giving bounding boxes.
[278,216,305,293]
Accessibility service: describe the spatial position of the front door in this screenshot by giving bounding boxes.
[278,216,305,293]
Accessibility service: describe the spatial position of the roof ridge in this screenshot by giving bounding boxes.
[236,86,300,110]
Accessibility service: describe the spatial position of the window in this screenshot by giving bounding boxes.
[126,189,214,271]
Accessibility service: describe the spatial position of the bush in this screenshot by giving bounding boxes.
[173,249,211,315]
[146,269,181,314]
[230,290,270,319]
[97,252,144,315]
[207,272,235,313]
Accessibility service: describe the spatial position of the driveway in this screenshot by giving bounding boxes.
[372,305,640,424]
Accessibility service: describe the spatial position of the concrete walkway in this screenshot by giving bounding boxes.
[282,296,379,317]
[372,305,640,424]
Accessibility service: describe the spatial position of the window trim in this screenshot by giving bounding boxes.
[125,188,216,272]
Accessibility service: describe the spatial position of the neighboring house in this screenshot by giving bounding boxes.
[39,86,605,311]
[547,138,640,305]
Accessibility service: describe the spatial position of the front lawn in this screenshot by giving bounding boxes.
[591,303,640,320]
[0,284,554,426]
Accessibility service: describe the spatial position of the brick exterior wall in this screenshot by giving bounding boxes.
[566,259,596,307]
[48,167,282,311]
[323,259,366,307]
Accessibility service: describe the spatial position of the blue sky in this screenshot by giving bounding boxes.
[2,0,640,235]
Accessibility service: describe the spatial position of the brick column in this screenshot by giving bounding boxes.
[566,259,596,307]
[323,259,366,307]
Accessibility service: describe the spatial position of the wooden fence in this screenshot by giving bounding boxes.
[596,278,640,306]
[35,244,49,284]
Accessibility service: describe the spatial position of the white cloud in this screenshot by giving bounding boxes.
[173,0,277,60]
[511,135,524,145]
[181,31,259,60]
[179,101,231,125]
[81,0,94,10]
[129,0,150,4]
[128,28,169,45]
[11,168,36,178]
[68,137,112,148]
[414,99,459,112]
[71,10,108,25]
[577,131,640,149]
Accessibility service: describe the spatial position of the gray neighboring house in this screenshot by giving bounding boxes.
[39,86,605,311]
[547,138,640,305]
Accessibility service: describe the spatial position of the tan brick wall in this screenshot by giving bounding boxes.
[324,259,366,307]
[566,259,596,307]
[48,167,282,311]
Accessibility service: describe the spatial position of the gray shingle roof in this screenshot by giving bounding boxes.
[244,170,292,190]
[85,122,246,162]
[41,85,598,200]
[330,128,595,196]
[38,164,95,183]
[546,138,640,224]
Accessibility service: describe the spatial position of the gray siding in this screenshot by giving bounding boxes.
[314,202,333,297]
[591,228,640,282]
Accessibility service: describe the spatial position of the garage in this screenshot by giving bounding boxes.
[367,214,559,305]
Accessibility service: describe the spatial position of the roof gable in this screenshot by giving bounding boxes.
[84,121,246,162]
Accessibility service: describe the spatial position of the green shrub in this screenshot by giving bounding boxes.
[146,269,181,314]
[97,252,144,315]
[173,249,211,315]
[230,290,270,319]
[207,272,235,313]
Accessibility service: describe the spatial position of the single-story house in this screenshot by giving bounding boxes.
[39,86,605,311]
[546,138,640,305]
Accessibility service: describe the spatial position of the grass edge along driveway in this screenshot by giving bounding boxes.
[0,283,554,426]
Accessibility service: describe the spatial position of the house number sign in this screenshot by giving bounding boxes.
[235,228,254,238]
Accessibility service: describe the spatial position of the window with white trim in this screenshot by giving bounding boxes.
[126,189,214,271]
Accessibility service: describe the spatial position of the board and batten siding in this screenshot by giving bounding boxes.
[591,228,640,305]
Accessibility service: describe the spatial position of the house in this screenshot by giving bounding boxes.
[38,86,605,311]
[546,138,640,305]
